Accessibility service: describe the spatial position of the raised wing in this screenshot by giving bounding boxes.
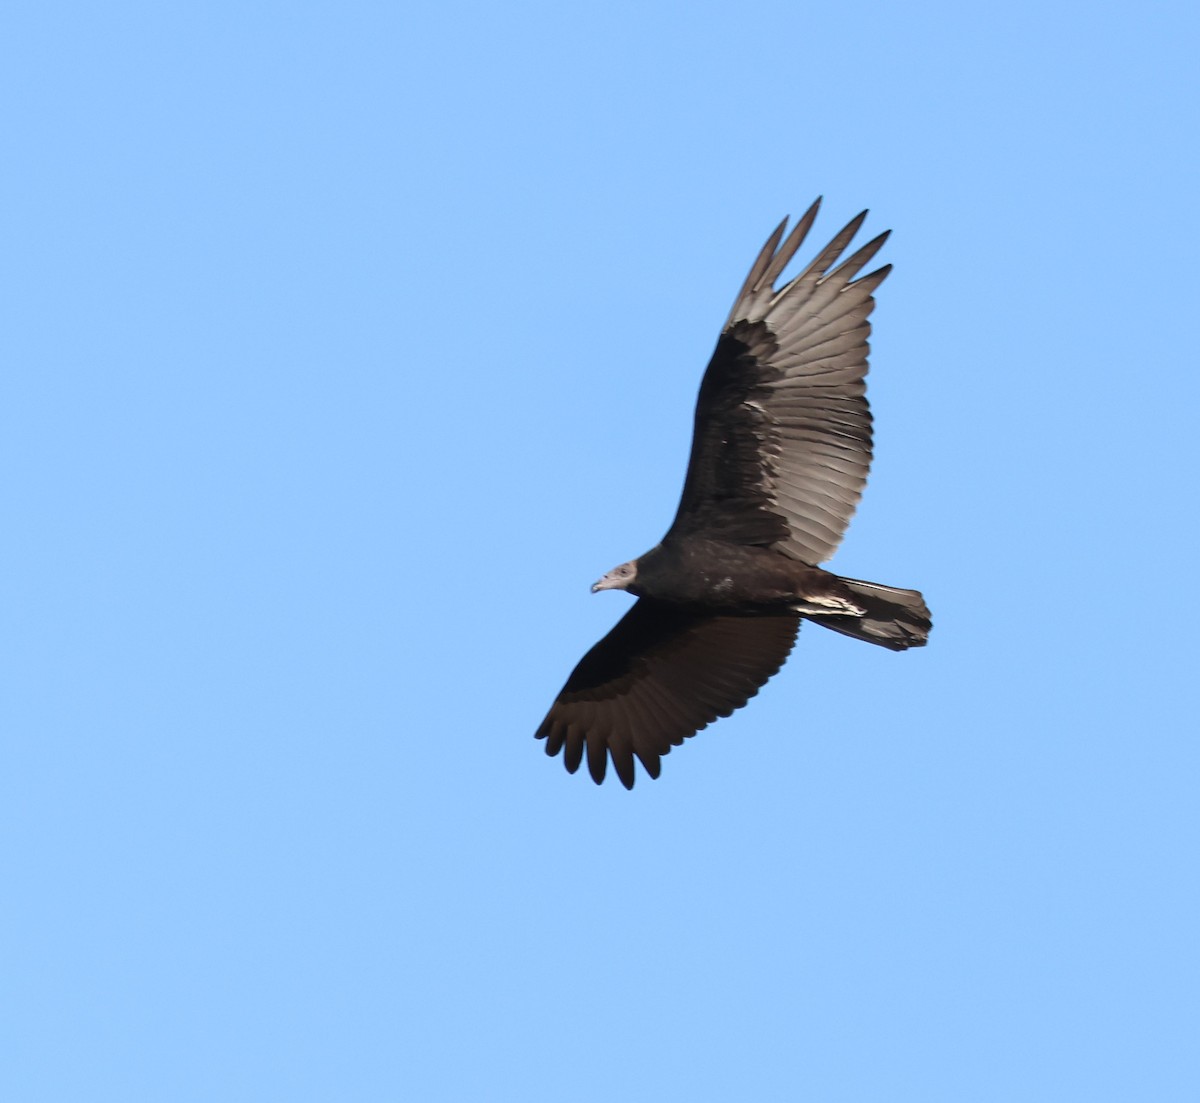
[536,600,800,788]
[666,199,890,564]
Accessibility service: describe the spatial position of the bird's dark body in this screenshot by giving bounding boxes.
[536,200,931,788]
[631,539,847,611]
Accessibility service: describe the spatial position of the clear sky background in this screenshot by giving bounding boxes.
[4,2,1198,1100]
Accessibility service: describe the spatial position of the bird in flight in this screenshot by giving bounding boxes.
[537,199,930,788]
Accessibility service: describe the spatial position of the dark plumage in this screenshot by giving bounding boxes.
[537,200,931,788]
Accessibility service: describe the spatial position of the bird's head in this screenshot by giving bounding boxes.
[592,560,638,593]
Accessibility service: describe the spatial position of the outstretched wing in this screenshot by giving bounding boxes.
[666,199,890,564]
[536,600,800,788]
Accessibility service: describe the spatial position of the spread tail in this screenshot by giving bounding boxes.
[807,577,931,651]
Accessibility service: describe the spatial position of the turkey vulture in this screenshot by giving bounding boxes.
[536,199,930,788]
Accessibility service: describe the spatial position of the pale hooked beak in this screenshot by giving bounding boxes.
[591,567,632,593]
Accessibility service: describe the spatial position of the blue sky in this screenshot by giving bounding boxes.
[4,2,1198,1099]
